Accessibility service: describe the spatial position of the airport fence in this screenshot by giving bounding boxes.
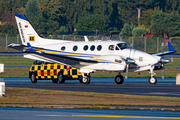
[0,34,179,53]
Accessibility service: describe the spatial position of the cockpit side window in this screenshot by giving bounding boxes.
[108,45,115,50]
[117,43,130,50]
[115,46,119,50]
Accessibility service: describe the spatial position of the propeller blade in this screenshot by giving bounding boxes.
[125,64,129,79]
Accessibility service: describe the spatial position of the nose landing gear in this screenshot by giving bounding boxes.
[149,66,157,85]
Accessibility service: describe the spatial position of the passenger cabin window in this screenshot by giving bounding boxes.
[90,45,95,51]
[84,45,88,51]
[97,45,102,51]
[117,43,130,50]
[109,45,115,50]
[61,46,66,51]
[73,45,78,51]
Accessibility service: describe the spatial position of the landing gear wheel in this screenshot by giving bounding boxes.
[149,76,157,85]
[58,73,65,83]
[30,73,37,83]
[52,79,58,83]
[115,75,124,84]
[80,76,90,84]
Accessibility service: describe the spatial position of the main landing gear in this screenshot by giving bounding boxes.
[115,73,124,84]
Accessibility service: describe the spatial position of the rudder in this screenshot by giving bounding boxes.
[15,14,42,46]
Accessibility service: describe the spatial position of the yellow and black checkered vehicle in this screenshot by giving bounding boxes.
[29,60,89,83]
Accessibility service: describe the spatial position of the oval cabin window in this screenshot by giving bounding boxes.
[61,46,66,51]
[73,45,78,51]
[97,45,102,51]
[90,45,95,51]
[83,45,88,51]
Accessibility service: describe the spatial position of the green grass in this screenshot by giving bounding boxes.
[0,87,180,111]
[0,56,34,65]
[165,58,180,66]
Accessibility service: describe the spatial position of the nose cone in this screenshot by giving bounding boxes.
[160,57,170,64]
[133,50,159,66]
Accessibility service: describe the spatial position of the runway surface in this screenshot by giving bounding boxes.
[1,78,180,120]
[2,77,180,97]
[0,107,180,120]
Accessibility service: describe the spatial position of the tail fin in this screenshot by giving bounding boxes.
[15,14,42,46]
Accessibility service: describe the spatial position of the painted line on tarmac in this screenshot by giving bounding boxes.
[37,115,180,119]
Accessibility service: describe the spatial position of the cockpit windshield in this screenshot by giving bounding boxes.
[117,43,130,50]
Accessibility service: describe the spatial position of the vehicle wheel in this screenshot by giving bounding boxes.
[58,73,65,83]
[30,73,37,83]
[149,76,157,85]
[115,75,124,84]
[80,76,90,84]
[52,79,58,83]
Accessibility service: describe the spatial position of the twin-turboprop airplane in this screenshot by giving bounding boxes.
[9,14,177,85]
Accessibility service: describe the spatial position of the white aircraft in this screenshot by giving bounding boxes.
[9,14,177,84]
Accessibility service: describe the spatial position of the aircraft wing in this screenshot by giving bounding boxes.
[152,42,177,56]
[26,43,98,66]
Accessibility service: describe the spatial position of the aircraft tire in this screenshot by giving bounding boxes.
[58,73,65,83]
[30,73,37,83]
[81,76,90,84]
[52,79,58,83]
[149,76,157,85]
[115,75,124,84]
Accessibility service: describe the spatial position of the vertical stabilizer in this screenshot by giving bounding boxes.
[15,14,42,46]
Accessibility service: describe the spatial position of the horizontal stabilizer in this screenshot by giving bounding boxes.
[7,43,25,51]
[153,42,177,56]
[27,43,35,53]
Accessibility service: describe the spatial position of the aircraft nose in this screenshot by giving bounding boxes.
[150,55,159,65]
[134,50,159,66]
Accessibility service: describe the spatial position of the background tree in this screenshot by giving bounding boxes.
[59,25,68,34]
[117,0,159,26]
[165,0,180,13]
[24,0,42,23]
[119,23,135,36]
[151,11,180,37]
[132,28,147,37]
[77,14,110,32]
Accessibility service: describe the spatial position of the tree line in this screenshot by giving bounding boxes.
[0,0,180,37]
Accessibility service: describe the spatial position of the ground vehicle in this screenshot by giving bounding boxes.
[29,60,90,84]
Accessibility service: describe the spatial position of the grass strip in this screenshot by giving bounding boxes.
[0,87,180,111]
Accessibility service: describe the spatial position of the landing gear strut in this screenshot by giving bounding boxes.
[149,66,157,85]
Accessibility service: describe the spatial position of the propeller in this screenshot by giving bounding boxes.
[125,57,135,79]
[124,46,135,79]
